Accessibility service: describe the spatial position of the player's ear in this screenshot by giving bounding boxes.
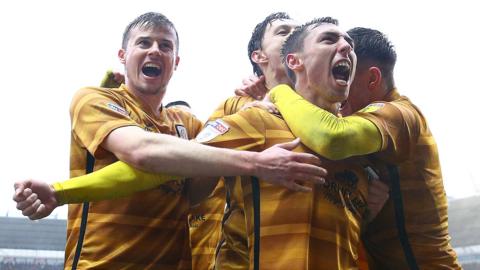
[251,50,268,65]
[174,56,180,70]
[286,53,303,72]
[368,67,381,90]
[118,49,126,65]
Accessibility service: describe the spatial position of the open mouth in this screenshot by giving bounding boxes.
[142,63,162,77]
[332,60,351,83]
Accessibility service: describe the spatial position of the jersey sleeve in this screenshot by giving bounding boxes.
[269,84,382,160]
[195,108,266,151]
[70,87,140,157]
[355,101,419,162]
[53,161,181,204]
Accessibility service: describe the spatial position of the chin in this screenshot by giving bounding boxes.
[335,90,349,101]
[138,87,161,95]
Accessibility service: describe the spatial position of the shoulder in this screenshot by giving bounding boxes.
[210,96,256,120]
[69,86,127,116]
[232,107,287,130]
[165,107,203,137]
[166,106,202,124]
[71,86,124,104]
[72,86,102,100]
[356,100,408,122]
[221,95,256,105]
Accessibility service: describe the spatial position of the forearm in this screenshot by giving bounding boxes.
[270,85,382,160]
[131,133,257,177]
[53,161,179,204]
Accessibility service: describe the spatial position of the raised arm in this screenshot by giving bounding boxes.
[270,84,382,160]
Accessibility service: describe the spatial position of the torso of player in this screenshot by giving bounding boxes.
[360,95,461,269]
[201,107,370,270]
[66,86,202,269]
[188,96,255,270]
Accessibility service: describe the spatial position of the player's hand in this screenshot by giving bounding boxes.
[13,180,59,220]
[254,138,327,192]
[234,75,268,100]
[365,170,390,222]
[100,70,125,88]
[240,100,279,114]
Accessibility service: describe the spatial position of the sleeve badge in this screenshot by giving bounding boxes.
[195,119,230,143]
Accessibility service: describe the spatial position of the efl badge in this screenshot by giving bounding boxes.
[106,102,128,116]
[360,102,385,113]
[195,119,230,143]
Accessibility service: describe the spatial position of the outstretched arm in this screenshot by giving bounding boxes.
[188,138,327,205]
[13,138,327,220]
[103,126,326,179]
[13,161,178,220]
[270,85,382,160]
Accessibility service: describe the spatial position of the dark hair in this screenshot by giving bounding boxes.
[247,12,292,76]
[165,100,191,108]
[347,27,397,90]
[281,17,339,84]
[122,12,179,53]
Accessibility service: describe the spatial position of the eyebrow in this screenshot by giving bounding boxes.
[322,31,354,47]
[136,36,174,44]
[135,36,151,41]
[273,24,294,32]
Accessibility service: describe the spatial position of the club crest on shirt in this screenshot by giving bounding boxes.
[175,124,189,140]
[195,119,230,143]
[106,102,128,116]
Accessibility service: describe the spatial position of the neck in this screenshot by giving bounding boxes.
[263,65,292,90]
[295,79,341,115]
[265,75,292,90]
[126,83,165,118]
[296,87,340,114]
[373,84,393,103]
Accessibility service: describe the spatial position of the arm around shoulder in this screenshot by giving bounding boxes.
[270,85,382,160]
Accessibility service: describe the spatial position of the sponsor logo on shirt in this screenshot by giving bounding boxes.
[188,214,206,228]
[195,119,230,143]
[324,169,366,216]
[106,102,128,116]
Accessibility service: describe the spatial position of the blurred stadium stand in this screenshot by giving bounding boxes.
[0,217,64,270]
[448,196,480,270]
[1,196,479,269]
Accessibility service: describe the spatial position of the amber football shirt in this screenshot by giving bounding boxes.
[67,85,202,270]
[197,107,370,270]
